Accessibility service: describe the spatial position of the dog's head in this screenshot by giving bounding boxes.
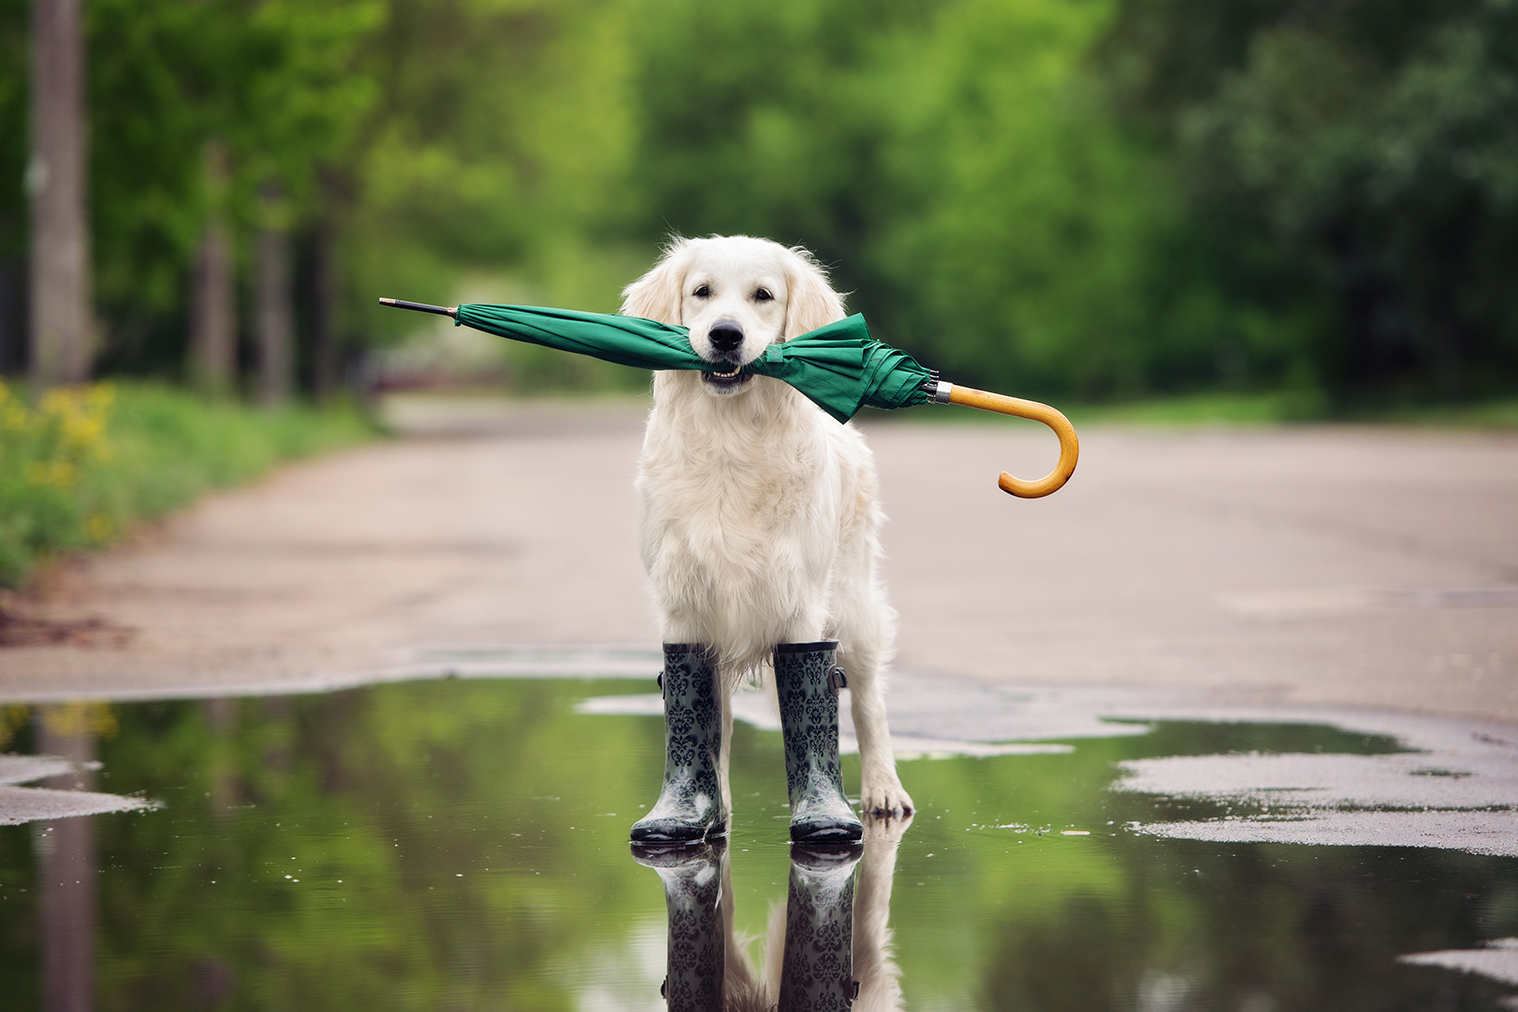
[620,235,846,398]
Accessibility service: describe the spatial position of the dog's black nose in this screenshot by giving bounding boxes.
[708,321,743,354]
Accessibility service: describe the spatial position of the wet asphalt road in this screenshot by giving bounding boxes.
[2,395,1515,727]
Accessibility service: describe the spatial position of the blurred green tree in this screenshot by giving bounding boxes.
[867,0,1171,399]
[621,0,1178,398]
[1103,0,1518,401]
[4,0,1514,403]
[84,0,381,387]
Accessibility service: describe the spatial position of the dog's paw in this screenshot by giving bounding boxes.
[862,808,914,842]
[859,780,914,819]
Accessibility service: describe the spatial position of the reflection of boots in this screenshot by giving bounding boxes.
[775,641,863,842]
[632,644,728,842]
[779,842,862,1012]
[632,841,726,1012]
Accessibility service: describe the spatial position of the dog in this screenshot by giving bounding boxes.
[621,234,913,820]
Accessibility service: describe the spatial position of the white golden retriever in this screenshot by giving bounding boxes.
[621,234,913,818]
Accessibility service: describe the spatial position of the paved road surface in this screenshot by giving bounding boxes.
[3,396,1515,726]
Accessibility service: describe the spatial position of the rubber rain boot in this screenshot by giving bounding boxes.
[631,643,728,842]
[774,640,864,842]
[778,842,862,1012]
[632,841,726,1012]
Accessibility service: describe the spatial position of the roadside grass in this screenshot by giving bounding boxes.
[1071,391,1518,428]
[1365,397,1518,429]
[1062,391,1325,426]
[863,390,1518,429]
[0,379,376,589]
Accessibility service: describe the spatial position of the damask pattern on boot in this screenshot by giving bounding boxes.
[778,844,861,1012]
[633,842,726,1012]
[775,641,864,841]
[631,644,728,841]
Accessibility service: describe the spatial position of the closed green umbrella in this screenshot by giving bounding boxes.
[380,298,1077,498]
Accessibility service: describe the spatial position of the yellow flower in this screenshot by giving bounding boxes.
[21,383,115,460]
[63,413,104,451]
[39,387,76,418]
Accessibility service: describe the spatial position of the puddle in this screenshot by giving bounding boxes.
[1,676,1515,1010]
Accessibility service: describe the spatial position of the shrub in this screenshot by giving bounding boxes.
[0,380,373,588]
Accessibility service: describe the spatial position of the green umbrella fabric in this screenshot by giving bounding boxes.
[453,303,932,424]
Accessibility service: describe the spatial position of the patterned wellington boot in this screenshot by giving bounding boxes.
[774,640,864,842]
[631,841,726,1012]
[631,643,728,843]
[778,842,863,1012]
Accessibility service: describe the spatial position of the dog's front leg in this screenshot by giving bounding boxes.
[841,646,914,818]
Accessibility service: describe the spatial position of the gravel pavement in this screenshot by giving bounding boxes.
[2,395,1515,726]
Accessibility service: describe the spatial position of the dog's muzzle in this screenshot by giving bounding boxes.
[699,320,752,391]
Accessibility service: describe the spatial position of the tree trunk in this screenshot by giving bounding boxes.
[255,185,293,406]
[311,216,340,402]
[189,141,236,394]
[0,255,23,375]
[28,0,91,392]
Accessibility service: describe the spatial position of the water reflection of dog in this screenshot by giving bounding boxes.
[632,815,909,1011]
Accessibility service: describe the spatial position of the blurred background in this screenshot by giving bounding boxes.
[5,0,1518,590]
[4,0,1517,406]
[2,11,1516,1004]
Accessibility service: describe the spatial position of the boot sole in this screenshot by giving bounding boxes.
[789,821,864,843]
[630,820,729,844]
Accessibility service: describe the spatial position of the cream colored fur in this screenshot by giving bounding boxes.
[621,235,913,817]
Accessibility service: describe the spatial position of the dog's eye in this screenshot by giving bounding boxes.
[693,285,710,299]
[754,288,773,302]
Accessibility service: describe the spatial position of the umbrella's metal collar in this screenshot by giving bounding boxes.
[921,369,952,404]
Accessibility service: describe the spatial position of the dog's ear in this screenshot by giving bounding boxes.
[783,248,847,340]
[620,242,688,326]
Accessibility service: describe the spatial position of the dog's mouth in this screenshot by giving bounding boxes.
[699,366,752,392]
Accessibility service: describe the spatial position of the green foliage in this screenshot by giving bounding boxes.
[1104,0,1518,400]
[3,0,1515,403]
[870,0,1172,398]
[81,0,380,375]
[614,0,1189,398]
[348,0,647,343]
[0,379,373,588]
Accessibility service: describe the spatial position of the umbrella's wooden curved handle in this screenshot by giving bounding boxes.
[945,385,1079,498]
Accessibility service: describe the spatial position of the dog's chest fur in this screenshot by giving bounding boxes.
[637,380,843,649]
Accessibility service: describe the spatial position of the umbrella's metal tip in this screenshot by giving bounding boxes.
[378,298,457,318]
